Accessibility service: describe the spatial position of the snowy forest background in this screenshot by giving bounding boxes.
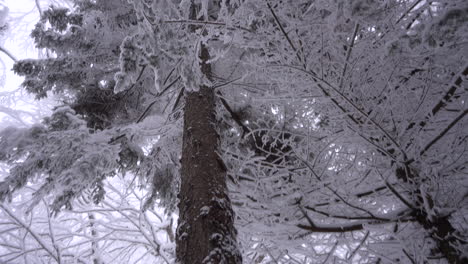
[0,0,467,263]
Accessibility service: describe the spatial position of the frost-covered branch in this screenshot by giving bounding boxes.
[0,203,59,262]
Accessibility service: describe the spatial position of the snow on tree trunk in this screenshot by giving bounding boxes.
[176,43,242,264]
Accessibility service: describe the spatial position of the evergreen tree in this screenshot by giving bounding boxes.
[2,0,243,262]
[1,0,467,263]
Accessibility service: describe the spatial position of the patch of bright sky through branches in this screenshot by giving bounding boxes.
[0,1,68,127]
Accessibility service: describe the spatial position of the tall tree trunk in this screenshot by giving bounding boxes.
[175,42,242,263]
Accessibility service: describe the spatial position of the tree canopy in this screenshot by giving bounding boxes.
[1,0,467,263]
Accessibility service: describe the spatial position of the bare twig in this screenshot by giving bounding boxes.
[0,204,59,262]
[339,24,360,89]
[296,199,365,233]
[163,20,252,32]
[347,231,369,261]
[35,0,43,16]
[217,91,250,136]
[281,64,407,159]
[43,200,62,263]
[0,46,17,62]
[136,76,181,123]
[419,109,468,157]
[266,2,306,69]
[376,170,416,210]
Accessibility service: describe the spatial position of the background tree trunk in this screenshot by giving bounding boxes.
[176,43,242,263]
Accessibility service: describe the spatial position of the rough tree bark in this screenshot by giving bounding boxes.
[175,36,242,263]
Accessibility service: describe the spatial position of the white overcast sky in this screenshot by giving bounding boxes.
[1,1,75,127]
[0,0,45,127]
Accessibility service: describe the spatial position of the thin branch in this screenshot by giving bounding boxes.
[0,204,58,262]
[376,170,416,210]
[163,20,252,32]
[395,0,424,25]
[347,231,369,261]
[122,65,147,96]
[281,64,406,158]
[171,86,185,113]
[101,201,167,262]
[136,76,181,123]
[326,187,385,220]
[321,241,339,264]
[402,249,417,264]
[405,65,468,133]
[0,46,17,62]
[35,0,43,16]
[310,185,389,208]
[217,91,250,136]
[339,23,360,89]
[376,0,425,41]
[296,198,365,233]
[430,65,468,116]
[163,59,182,85]
[304,206,411,223]
[296,221,364,233]
[404,1,431,31]
[160,76,181,96]
[296,152,392,220]
[419,109,468,157]
[266,2,306,69]
[213,76,243,90]
[43,200,62,263]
